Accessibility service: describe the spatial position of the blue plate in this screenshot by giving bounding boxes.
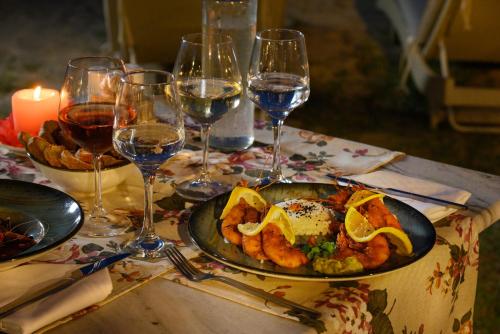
[188,183,436,281]
[0,179,84,270]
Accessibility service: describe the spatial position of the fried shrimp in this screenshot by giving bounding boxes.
[327,189,352,211]
[354,235,390,269]
[221,199,246,245]
[222,198,264,246]
[242,234,268,260]
[363,198,402,229]
[335,224,390,269]
[261,223,308,268]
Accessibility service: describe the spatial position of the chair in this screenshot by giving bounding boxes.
[377,0,500,133]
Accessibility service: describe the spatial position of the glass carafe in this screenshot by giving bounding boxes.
[203,0,257,151]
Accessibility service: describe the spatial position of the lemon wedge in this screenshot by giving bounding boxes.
[238,205,296,245]
[344,207,375,240]
[345,207,413,256]
[220,186,267,220]
[345,190,385,208]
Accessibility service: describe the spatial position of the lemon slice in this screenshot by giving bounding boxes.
[345,207,413,256]
[344,207,375,240]
[345,190,385,208]
[238,205,296,245]
[220,186,267,220]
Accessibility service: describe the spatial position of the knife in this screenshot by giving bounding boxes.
[327,174,469,210]
[0,252,130,318]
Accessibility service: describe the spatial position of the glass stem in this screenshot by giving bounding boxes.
[199,123,212,182]
[271,119,284,180]
[142,173,156,240]
[91,153,105,217]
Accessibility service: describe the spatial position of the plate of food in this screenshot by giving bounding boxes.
[0,179,84,270]
[188,183,436,281]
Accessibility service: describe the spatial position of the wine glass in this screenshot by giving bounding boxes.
[58,56,130,237]
[173,33,242,201]
[248,29,310,183]
[113,70,185,259]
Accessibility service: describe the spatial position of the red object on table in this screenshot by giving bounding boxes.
[0,114,23,147]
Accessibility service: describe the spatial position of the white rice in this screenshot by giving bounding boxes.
[276,199,332,236]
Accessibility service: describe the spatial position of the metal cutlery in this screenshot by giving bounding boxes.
[164,246,321,319]
[0,252,131,318]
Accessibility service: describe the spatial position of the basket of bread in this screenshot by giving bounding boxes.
[19,120,136,194]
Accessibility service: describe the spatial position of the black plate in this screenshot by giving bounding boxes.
[0,179,84,269]
[188,183,436,281]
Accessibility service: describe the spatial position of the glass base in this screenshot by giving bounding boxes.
[254,170,292,186]
[124,235,172,259]
[80,211,131,238]
[175,179,231,201]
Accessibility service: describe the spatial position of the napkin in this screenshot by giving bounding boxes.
[345,170,471,222]
[0,263,113,334]
[254,124,405,175]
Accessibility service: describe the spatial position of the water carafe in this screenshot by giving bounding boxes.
[203,0,257,151]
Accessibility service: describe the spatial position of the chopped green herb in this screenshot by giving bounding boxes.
[320,241,335,254]
[302,240,336,260]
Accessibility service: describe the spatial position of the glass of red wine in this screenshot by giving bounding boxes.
[113,70,185,258]
[58,56,130,237]
[248,29,310,183]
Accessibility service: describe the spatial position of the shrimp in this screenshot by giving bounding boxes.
[335,224,390,269]
[333,197,401,270]
[335,224,362,259]
[243,205,261,223]
[221,200,246,246]
[261,223,308,268]
[242,234,268,260]
[353,235,390,269]
[327,189,352,211]
[363,198,402,229]
[221,199,263,246]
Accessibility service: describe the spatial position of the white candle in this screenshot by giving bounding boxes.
[12,86,60,136]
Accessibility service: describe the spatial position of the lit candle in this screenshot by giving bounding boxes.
[11,86,60,136]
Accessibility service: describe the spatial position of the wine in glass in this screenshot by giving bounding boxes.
[248,29,310,183]
[58,56,130,237]
[173,33,242,201]
[113,70,185,259]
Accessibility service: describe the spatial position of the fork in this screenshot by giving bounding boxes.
[164,246,321,319]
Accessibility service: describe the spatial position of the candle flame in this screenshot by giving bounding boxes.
[33,86,42,101]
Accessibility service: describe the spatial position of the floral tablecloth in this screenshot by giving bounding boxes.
[0,123,498,334]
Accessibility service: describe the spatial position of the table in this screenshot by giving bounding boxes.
[1,125,498,333]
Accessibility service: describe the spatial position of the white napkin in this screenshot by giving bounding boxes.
[0,263,113,334]
[345,170,471,222]
[253,125,405,175]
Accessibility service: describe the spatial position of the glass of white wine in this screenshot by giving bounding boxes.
[248,29,310,183]
[173,33,242,201]
[113,70,185,259]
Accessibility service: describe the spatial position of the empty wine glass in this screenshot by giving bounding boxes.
[248,29,310,183]
[173,33,242,201]
[113,70,184,259]
[58,56,130,237]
